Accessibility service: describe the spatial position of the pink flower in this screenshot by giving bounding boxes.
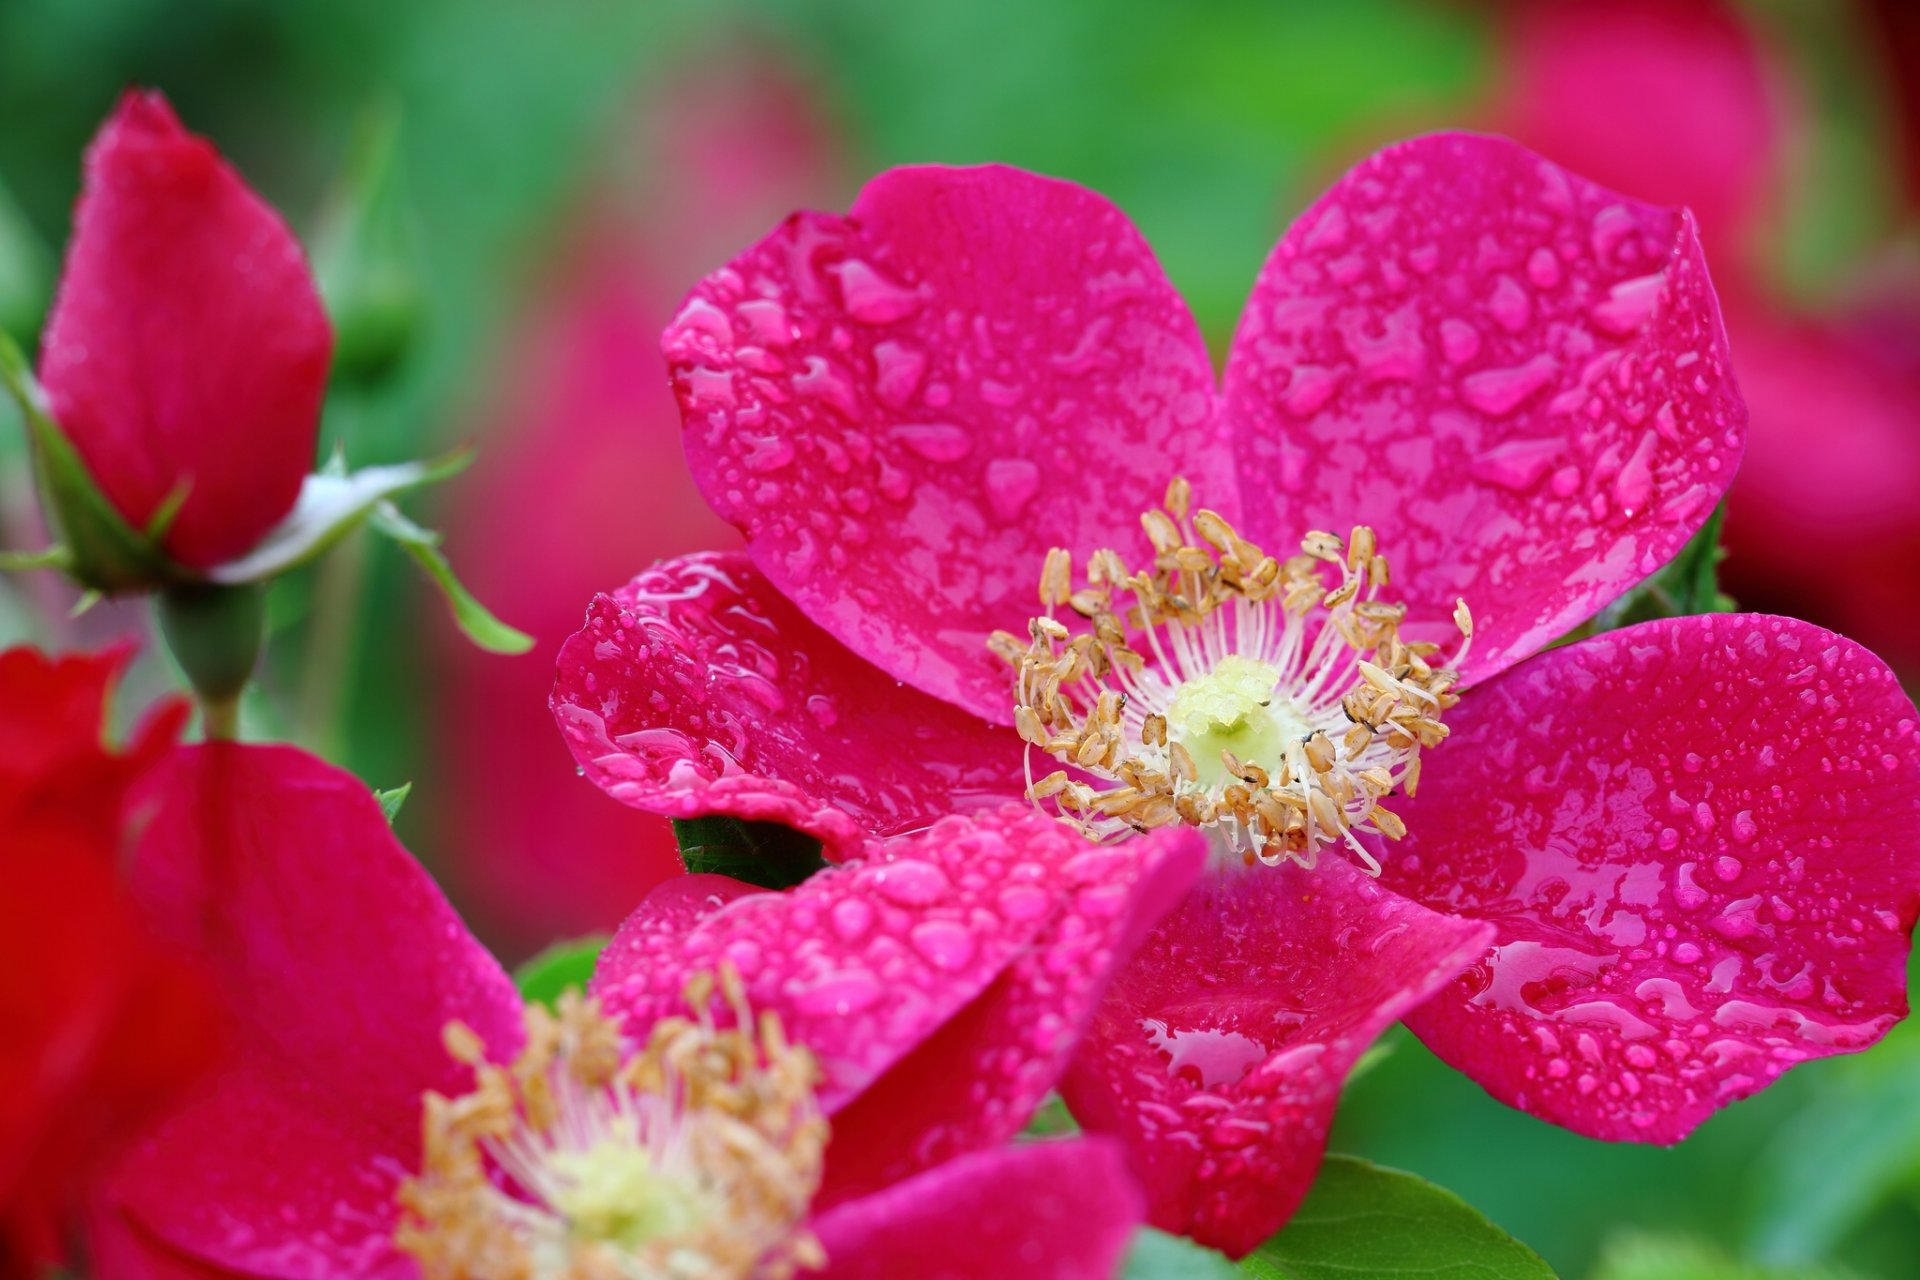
[38,91,332,570]
[1485,0,1920,672]
[553,135,1920,1253]
[98,743,1200,1277]
[0,646,213,1272]
[1490,0,1788,262]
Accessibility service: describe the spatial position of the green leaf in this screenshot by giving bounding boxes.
[1591,502,1734,633]
[1594,1231,1865,1280]
[1124,1228,1241,1280]
[0,328,184,592]
[1744,1017,1920,1266]
[207,452,471,584]
[375,782,412,825]
[1020,1094,1079,1139]
[514,934,609,1010]
[314,100,423,386]
[1241,1156,1557,1279]
[368,502,533,654]
[671,815,827,890]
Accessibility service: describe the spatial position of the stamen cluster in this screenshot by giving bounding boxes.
[994,479,1472,870]
[396,972,827,1280]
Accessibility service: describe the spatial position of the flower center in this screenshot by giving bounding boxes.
[395,972,828,1280]
[994,477,1472,871]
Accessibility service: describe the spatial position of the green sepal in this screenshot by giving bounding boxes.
[375,782,413,825]
[514,935,609,1010]
[155,581,268,708]
[0,544,70,572]
[314,101,423,386]
[207,450,472,584]
[0,328,187,592]
[1240,1156,1557,1279]
[368,502,533,655]
[671,815,827,890]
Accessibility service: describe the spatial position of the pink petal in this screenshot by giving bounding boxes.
[1224,132,1745,683]
[1384,614,1920,1143]
[114,745,523,1272]
[87,1210,239,1280]
[663,164,1228,721]
[816,824,1205,1206]
[551,551,1025,860]
[108,1057,417,1280]
[592,806,1191,1130]
[810,1138,1142,1280]
[1494,0,1788,252]
[39,92,331,569]
[1060,859,1494,1257]
[1720,294,1920,674]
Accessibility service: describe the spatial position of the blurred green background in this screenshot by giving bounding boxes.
[2,1,1918,1276]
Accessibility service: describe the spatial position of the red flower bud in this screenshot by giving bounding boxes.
[38,90,332,570]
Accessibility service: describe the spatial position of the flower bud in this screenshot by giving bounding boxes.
[37,90,332,571]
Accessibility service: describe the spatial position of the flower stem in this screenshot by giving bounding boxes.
[201,692,242,741]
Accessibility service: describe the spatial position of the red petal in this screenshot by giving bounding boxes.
[1224,132,1745,684]
[113,745,522,1273]
[1061,860,1492,1256]
[1386,614,1920,1141]
[552,551,1025,860]
[594,806,1201,1167]
[810,1139,1143,1280]
[664,164,1228,722]
[815,824,1204,1206]
[39,91,331,569]
[108,1057,418,1280]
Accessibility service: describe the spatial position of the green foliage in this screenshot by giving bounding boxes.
[671,815,827,890]
[1122,1229,1240,1280]
[375,781,412,825]
[1241,1157,1556,1279]
[368,502,532,655]
[314,101,422,387]
[1592,1232,1866,1280]
[1020,1094,1079,1138]
[513,934,609,1010]
[1745,1017,1920,1267]
[0,173,49,342]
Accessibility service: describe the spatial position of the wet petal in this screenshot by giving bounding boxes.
[810,1138,1143,1280]
[87,1210,238,1280]
[114,745,522,1273]
[593,805,1198,1142]
[816,824,1205,1205]
[1060,859,1493,1257]
[663,164,1228,721]
[1225,132,1745,683]
[1385,614,1920,1142]
[552,551,1025,860]
[107,1057,417,1280]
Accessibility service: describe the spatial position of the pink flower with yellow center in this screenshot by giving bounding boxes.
[552,133,1920,1254]
[95,743,1202,1278]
